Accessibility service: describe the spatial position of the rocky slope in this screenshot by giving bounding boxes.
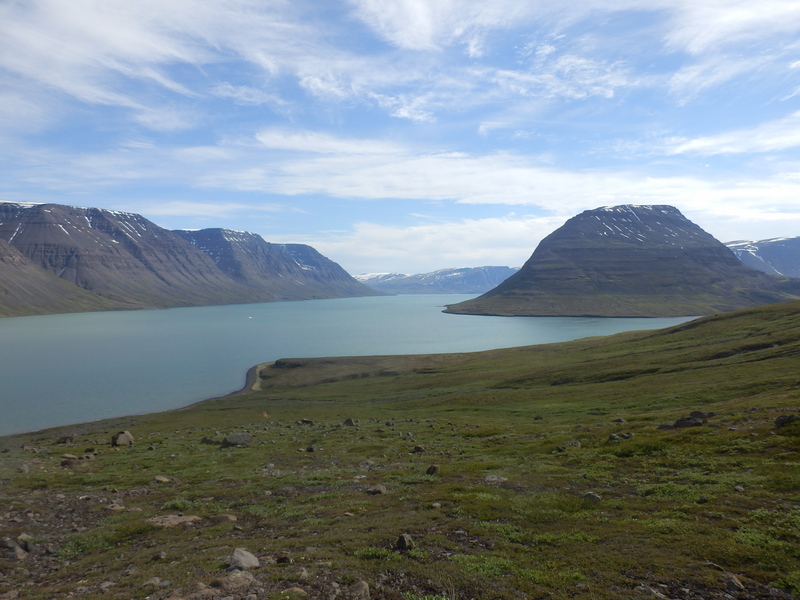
[727,237,800,278]
[356,266,518,294]
[0,203,377,317]
[174,229,382,300]
[446,205,800,317]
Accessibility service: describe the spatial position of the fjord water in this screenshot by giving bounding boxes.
[0,295,692,436]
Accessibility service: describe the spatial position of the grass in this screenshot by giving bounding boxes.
[1,300,800,599]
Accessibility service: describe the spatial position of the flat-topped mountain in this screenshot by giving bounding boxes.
[0,202,378,317]
[727,237,800,278]
[175,229,378,300]
[446,205,800,317]
[356,266,518,294]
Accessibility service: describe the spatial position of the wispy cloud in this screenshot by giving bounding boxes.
[667,110,800,155]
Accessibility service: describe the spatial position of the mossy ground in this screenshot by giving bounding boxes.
[1,302,800,599]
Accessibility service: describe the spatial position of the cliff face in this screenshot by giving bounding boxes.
[727,237,800,278]
[0,203,377,317]
[174,229,381,300]
[446,205,800,317]
[356,266,518,294]
[0,238,125,317]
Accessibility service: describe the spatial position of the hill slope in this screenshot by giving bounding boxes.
[356,266,518,294]
[446,205,800,317]
[2,301,800,599]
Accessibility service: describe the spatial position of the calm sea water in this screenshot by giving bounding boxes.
[0,295,692,436]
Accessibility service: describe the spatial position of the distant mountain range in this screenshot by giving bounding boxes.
[0,202,380,317]
[726,237,800,278]
[446,205,800,318]
[355,266,518,294]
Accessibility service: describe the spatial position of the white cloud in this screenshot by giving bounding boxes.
[255,129,405,155]
[667,110,800,155]
[300,215,565,274]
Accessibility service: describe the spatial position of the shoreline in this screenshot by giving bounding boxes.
[0,362,271,442]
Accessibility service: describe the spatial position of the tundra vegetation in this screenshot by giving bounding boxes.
[1,301,800,599]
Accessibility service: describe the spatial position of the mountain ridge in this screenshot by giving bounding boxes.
[726,236,800,278]
[356,266,518,294]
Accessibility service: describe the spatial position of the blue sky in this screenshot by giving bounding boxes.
[2,1,800,275]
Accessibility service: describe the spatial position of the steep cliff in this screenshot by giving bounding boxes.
[446,205,800,317]
[174,229,381,300]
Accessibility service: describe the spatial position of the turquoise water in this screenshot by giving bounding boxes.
[0,295,692,435]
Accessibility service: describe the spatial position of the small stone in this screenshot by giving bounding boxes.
[229,547,260,570]
[633,585,669,599]
[154,475,170,483]
[306,444,317,453]
[147,514,201,527]
[395,532,414,550]
[209,513,238,523]
[279,588,308,598]
[583,491,602,502]
[17,464,29,474]
[426,464,440,475]
[411,445,425,453]
[365,485,387,495]
[342,418,359,427]
[734,485,745,493]
[276,552,294,564]
[724,573,745,591]
[153,550,167,561]
[349,580,370,600]
[484,474,507,484]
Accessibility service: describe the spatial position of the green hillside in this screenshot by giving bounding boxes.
[2,301,800,599]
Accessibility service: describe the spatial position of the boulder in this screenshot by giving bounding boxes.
[348,580,370,600]
[147,514,202,527]
[229,547,260,570]
[111,431,134,446]
[555,439,581,452]
[674,416,705,428]
[210,570,256,592]
[395,533,414,550]
[775,414,800,429]
[220,433,252,448]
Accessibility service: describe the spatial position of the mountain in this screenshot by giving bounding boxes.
[445,205,800,317]
[0,202,378,317]
[174,229,381,300]
[726,237,800,278]
[355,266,518,294]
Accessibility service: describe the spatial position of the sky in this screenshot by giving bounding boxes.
[2,1,800,275]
